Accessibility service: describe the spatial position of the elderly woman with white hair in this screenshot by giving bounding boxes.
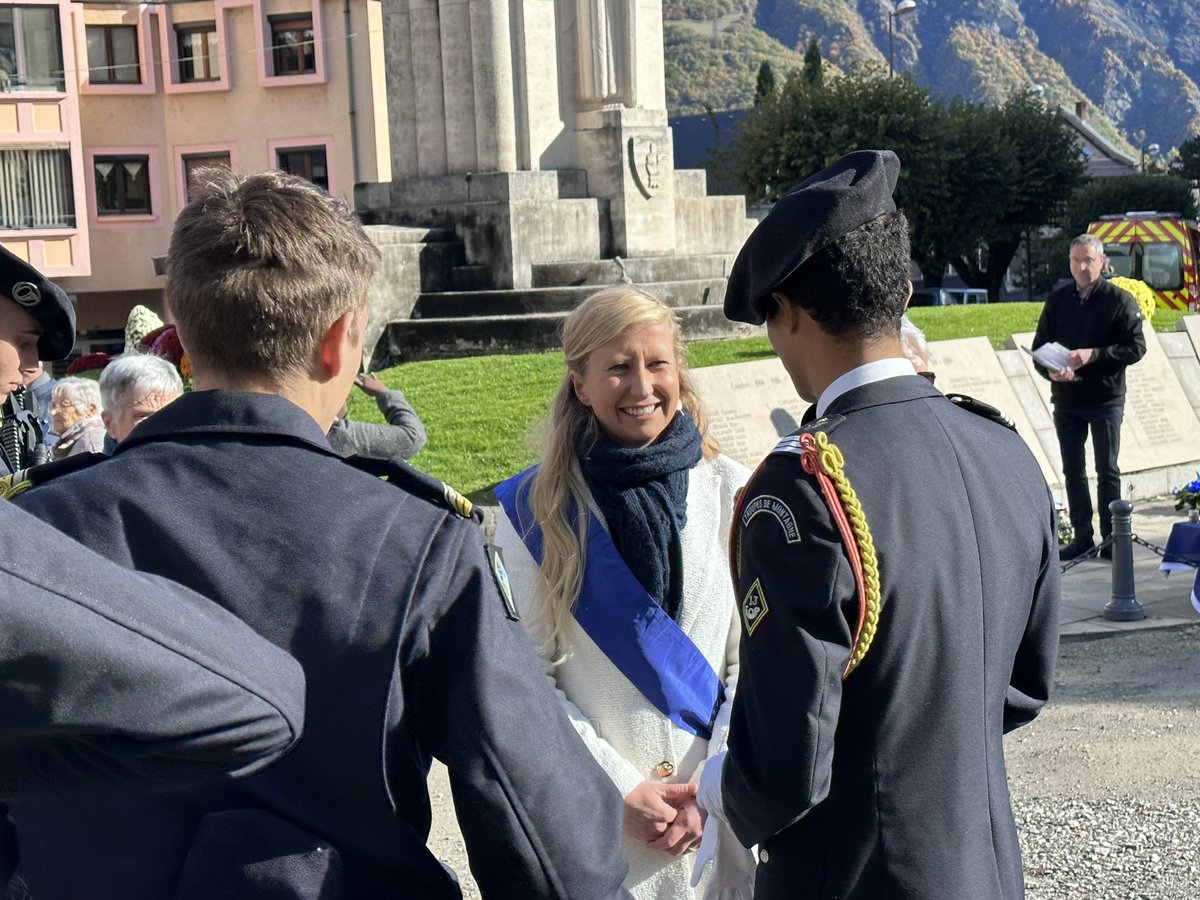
[99,354,183,445]
[49,377,107,459]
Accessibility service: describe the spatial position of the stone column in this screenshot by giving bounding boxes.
[470,0,518,171]
[402,0,453,176]
[381,0,419,177]
[439,0,480,172]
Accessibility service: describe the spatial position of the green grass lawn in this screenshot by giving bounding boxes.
[355,303,1192,499]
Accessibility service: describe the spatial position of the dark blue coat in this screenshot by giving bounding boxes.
[723,375,1060,900]
[0,499,304,797]
[12,390,631,900]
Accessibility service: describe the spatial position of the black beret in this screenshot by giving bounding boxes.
[725,150,901,325]
[0,244,77,360]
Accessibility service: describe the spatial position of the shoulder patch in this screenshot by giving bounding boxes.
[740,578,769,636]
[945,393,1016,432]
[741,493,802,544]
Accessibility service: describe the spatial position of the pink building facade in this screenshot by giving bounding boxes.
[0,0,91,282]
[2,0,390,350]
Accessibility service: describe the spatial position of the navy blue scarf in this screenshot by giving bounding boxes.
[576,411,703,621]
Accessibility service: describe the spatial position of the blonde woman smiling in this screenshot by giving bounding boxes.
[495,288,754,899]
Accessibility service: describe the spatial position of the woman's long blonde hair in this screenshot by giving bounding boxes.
[523,287,719,660]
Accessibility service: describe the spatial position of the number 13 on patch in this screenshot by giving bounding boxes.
[741,578,769,636]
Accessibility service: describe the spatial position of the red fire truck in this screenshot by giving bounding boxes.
[1088,212,1200,311]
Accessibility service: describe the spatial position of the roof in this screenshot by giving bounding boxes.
[1055,106,1138,176]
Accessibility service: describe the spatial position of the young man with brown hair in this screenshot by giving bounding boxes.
[0,244,306,894]
[10,171,631,900]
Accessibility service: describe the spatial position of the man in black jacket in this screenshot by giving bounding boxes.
[1033,233,1146,560]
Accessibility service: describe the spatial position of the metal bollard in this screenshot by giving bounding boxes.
[1103,499,1145,621]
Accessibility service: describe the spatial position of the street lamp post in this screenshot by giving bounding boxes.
[1141,142,1160,174]
[1025,227,1035,303]
[888,0,918,77]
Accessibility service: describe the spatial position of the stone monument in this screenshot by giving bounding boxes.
[358,0,752,300]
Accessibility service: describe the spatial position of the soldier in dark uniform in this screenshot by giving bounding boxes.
[693,152,1060,899]
[10,170,632,900]
[0,246,306,893]
[0,248,61,475]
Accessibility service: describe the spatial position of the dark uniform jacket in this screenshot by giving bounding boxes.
[0,499,304,798]
[0,390,45,476]
[0,498,305,897]
[1032,278,1146,409]
[11,390,631,900]
[723,375,1060,900]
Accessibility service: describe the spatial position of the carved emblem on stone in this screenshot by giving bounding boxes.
[627,138,662,200]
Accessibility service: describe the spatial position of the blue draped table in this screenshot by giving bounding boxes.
[1158,521,1200,614]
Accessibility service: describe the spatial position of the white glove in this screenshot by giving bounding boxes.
[697,750,727,823]
[690,816,719,888]
[690,816,757,898]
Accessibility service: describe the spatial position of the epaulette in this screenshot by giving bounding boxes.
[945,393,1016,432]
[0,452,107,500]
[769,413,846,457]
[342,454,480,521]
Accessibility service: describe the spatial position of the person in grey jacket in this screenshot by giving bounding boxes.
[327,372,427,460]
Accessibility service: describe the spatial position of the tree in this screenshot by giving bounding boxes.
[754,61,777,105]
[803,37,822,88]
[950,90,1087,301]
[731,70,1083,294]
[1064,175,1199,236]
[1173,134,1200,181]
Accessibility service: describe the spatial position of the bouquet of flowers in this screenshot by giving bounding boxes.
[124,305,164,354]
[1109,276,1157,321]
[138,324,193,384]
[65,351,112,378]
[1055,503,1074,546]
[1173,475,1200,512]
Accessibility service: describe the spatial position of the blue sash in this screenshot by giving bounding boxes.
[495,467,724,740]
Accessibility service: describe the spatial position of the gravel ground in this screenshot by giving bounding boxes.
[429,625,1200,898]
[1007,625,1200,899]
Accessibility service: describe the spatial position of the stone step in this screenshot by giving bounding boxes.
[674,169,709,198]
[362,224,457,244]
[450,265,494,292]
[531,254,731,287]
[386,305,759,362]
[415,279,727,318]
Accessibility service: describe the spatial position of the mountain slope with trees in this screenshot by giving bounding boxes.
[663,0,1200,153]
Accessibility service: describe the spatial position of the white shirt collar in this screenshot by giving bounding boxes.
[815,357,917,418]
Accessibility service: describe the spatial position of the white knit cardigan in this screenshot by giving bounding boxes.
[494,453,752,900]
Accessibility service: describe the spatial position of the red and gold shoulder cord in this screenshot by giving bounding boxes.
[730,431,881,677]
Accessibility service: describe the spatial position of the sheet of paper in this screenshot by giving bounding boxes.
[1023,342,1070,371]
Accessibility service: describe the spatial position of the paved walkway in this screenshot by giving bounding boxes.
[1058,497,1199,637]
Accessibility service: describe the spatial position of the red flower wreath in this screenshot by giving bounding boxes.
[65,351,112,375]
